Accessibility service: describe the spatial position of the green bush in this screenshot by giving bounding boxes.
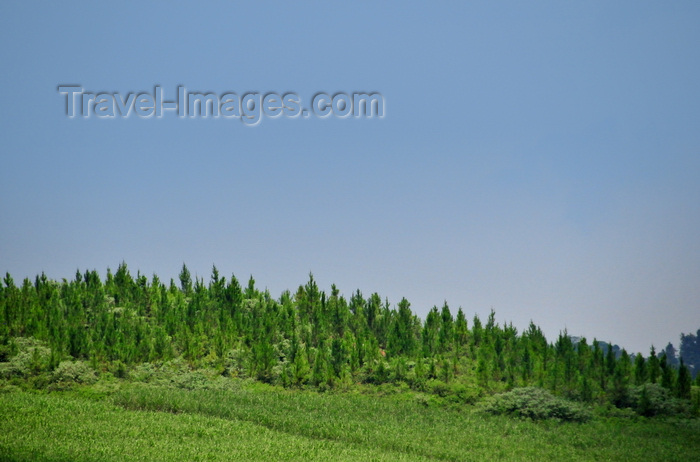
[481,387,592,422]
[425,379,450,397]
[0,338,52,379]
[629,383,690,417]
[447,382,480,405]
[50,361,98,386]
[111,360,128,379]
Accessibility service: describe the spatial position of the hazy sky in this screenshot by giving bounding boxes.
[1,2,698,355]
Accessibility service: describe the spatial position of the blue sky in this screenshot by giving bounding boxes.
[1,2,699,354]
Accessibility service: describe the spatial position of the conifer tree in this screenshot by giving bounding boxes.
[660,352,674,390]
[293,345,311,386]
[312,342,331,388]
[676,359,691,399]
[454,308,469,347]
[634,353,647,385]
[388,298,416,357]
[422,307,440,357]
[605,342,616,389]
[438,302,454,354]
[648,346,660,384]
[179,264,192,295]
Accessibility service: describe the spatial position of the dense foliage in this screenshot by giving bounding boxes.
[0,263,697,414]
[480,387,591,422]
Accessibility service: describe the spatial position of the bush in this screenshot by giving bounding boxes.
[0,338,52,379]
[597,404,638,419]
[0,342,17,362]
[481,387,592,422]
[125,360,237,391]
[426,379,450,397]
[111,360,128,379]
[629,383,690,417]
[48,361,98,390]
[130,362,159,383]
[448,382,480,405]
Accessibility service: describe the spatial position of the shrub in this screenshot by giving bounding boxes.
[49,361,98,389]
[448,382,480,405]
[628,383,690,417]
[0,338,52,379]
[426,379,450,397]
[112,360,128,379]
[130,362,158,383]
[0,342,17,362]
[481,387,592,422]
[597,404,639,419]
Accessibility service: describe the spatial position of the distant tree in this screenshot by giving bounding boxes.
[521,342,533,383]
[330,337,347,378]
[555,330,575,386]
[576,337,591,376]
[663,342,679,367]
[605,341,616,389]
[387,298,416,357]
[592,339,605,389]
[245,275,257,300]
[634,353,647,385]
[477,354,490,388]
[413,356,427,388]
[659,352,675,391]
[422,307,440,357]
[676,359,691,399]
[293,345,311,386]
[611,358,630,407]
[472,314,483,347]
[454,308,469,347]
[580,374,593,402]
[679,330,700,378]
[438,302,454,353]
[209,265,225,302]
[179,263,192,295]
[438,354,453,383]
[312,344,331,388]
[365,293,380,338]
[648,346,660,384]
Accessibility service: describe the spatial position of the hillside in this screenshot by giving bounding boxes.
[2,263,700,460]
[1,263,697,407]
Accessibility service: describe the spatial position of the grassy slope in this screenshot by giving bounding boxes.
[1,385,699,461]
[0,392,419,462]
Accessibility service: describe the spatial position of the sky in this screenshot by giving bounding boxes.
[1,2,699,355]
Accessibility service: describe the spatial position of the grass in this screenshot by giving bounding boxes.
[0,391,419,461]
[1,382,699,461]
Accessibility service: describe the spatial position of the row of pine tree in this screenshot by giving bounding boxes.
[0,263,696,404]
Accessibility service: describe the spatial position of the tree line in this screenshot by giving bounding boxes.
[0,263,697,406]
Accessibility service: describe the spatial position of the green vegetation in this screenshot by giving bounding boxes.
[0,390,419,461]
[480,387,591,422]
[1,263,699,460]
[2,381,700,461]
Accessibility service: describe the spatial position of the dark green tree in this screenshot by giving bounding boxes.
[676,359,691,399]
[179,263,192,295]
[648,346,660,384]
[634,353,647,385]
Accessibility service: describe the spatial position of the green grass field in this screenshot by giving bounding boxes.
[1,382,699,461]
